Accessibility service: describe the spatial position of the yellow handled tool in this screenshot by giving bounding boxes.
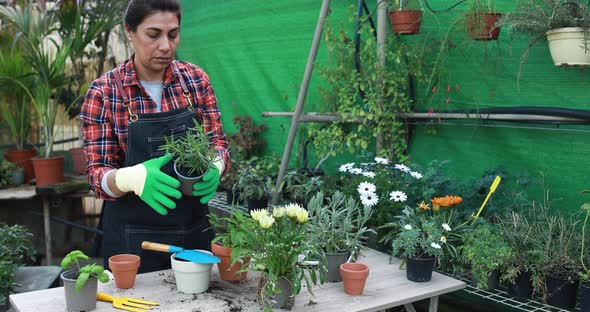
[97,293,158,312]
[473,176,501,223]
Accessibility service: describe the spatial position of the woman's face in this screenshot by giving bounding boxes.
[128,11,180,79]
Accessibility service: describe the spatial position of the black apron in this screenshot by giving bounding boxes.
[101,65,214,274]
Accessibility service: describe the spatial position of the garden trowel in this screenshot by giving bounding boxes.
[141,241,220,264]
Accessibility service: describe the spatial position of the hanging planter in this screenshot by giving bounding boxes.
[546,27,590,66]
[466,13,502,40]
[389,10,423,35]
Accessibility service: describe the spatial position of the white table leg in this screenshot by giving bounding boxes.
[403,303,417,312]
[428,295,439,312]
[42,196,52,265]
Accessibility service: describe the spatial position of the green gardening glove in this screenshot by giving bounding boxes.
[192,167,220,204]
[115,153,182,215]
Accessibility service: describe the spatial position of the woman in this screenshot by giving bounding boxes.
[80,0,229,273]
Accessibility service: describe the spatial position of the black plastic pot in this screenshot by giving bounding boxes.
[472,269,499,290]
[174,159,205,196]
[545,275,579,310]
[247,196,268,212]
[225,190,241,206]
[406,256,435,282]
[581,282,590,312]
[507,271,533,299]
[325,251,349,283]
[272,277,295,309]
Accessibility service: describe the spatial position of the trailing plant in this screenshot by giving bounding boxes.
[307,191,374,255]
[160,120,215,177]
[0,224,35,306]
[60,250,109,291]
[460,220,512,289]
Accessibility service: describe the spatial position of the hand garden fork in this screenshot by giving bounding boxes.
[97,293,159,312]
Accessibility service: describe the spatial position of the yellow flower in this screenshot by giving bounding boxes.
[258,215,275,229]
[440,236,447,243]
[250,209,269,222]
[418,201,430,211]
[295,209,308,223]
[272,207,286,219]
[285,203,304,218]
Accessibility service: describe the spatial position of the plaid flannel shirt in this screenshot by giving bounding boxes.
[80,58,229,200]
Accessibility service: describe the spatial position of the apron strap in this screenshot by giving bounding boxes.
[172,62,195,113]
[112,69,138,122]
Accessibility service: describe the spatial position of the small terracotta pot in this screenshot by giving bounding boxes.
[109,254,140,289]
[211,243,250,281]
[31,156,64,187]
[340,262,369,296]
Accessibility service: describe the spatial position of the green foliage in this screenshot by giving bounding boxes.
[579,201,590,282]
[209,209,251,249]
[313,16,430,162]
[227,115,266,160]
[307,191,374,254]
[229,205,324,311]
[387,207,445,259]
[160,120,215,177]
[289,176,323,205]
[0,224,35,305]
[388,0,422,10]
[235,156,278,200]
[60,250,109,291]
[0,160,18,187]
[460,220,512,289]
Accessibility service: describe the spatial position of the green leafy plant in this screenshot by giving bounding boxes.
[579,198,590,282]
[307,191,374,255]
[290,176,323,205]
[230,205,324,311]
[209,209,250,249]
[0,224,35,305]
[160,120,215,177]
[235,156,278,200]
[60,250,109,291]
[387,206,445,259]
[227,115,266,160]
[460,220,512,289]
[279,170,306,200]
[0,160,18,187]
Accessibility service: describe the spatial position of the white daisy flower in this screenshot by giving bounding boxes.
[404,224,412,230]
[375,157,389,165]
[394,164,411,173]
[442,223,452,232]
[410,171,423,179]
[431,242,442,249]
[362,171,376,178]
[350,168,363,175]
[389,191,407,202]
[357,182,377,195]
[360,192,379,208]
[440,236,447,243]
[339,163,355,172]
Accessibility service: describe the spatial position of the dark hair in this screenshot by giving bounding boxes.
[124,0,182,32]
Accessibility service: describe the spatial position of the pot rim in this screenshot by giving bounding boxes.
[170,250,214,272]
[109,254,140,268]
[340,262,369,273]
[546,27,587,35]
[173,158,207,180]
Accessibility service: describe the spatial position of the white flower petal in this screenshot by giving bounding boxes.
[360,192,379,207]
[410,171,423,179]
[394,164,411,173]
[375,157,389,165]
[389,191,407,202]
[404,224,412,230]
[442,223,452,232]
[362,171,376,178]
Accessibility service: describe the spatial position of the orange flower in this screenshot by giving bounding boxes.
[418,201,430,211]
[431,195,463,208]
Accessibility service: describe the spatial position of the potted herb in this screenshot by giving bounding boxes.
[0,224,35,311]
[231,204,324,311]
[388,0,423,35]
[209,211,251,281]
[500,0,590,71]
[60,250,109,312]
[307,191,374,283]
[460,220,512,290]
[160,121,216,196]
[465,0,502,40]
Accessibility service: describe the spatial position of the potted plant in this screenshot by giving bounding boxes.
[0,160,23,187]
[160,121,216,196]
[465,0,502,40]
[0,224,35,311]
[307,191,374,283]
[170,250,215,294]
[227,115,266,160]
[290,176,323,207]
[231,204,324,311]
[500,0,590,70]
[579,200,590,312]
[0,3,75,186]
[388,0,423,35]
[460,220,512,290]
[208,211,251,282]
[60,250,110,312]
[279,170,306,202]
[235,156,278,211]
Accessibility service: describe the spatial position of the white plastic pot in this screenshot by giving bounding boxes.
[170,250,213,294]
[546,27,590,66]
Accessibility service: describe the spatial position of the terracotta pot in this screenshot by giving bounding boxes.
[466,12,502,40]
[211,243,249,281]
[389,10,422,35]
[4,148,37,183]
[31,156,64,187]
[69,147,86,176]
[340,262,369,296]
[108,254,140,289]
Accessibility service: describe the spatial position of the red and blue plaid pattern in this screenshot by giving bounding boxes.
[81,58,229,199]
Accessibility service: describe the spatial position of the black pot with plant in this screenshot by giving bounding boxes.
[160,121,216,196]
[236,156,278,211]
[60,250,109,312]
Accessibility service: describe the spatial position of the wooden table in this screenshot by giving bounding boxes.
[0,179,90,265]
[10,249,465,312]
